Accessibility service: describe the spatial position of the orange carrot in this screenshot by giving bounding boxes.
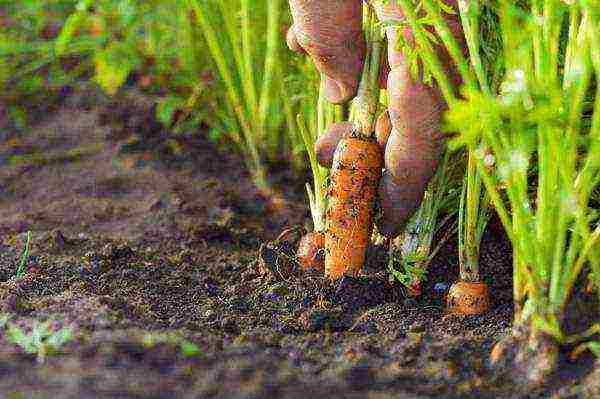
[297,231,325,272]
[446,281,490,315]
[375,109,391,150]
[325,135,383,279]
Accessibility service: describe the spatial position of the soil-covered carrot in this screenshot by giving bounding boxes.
[287,0,365,104]
[325,135,383,279]
[446,281,490,315]
[297,231,325,272]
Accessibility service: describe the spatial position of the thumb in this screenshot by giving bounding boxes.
[287,0,365,104]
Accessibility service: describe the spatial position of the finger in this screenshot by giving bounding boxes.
[377,170,428,238]
[288,0,365,104]
[321,75,353,106]
[385,67,445,178]
[315,122,354,168]
[286,25,306,55]
[375,109,392,150]
[378,66,446,238]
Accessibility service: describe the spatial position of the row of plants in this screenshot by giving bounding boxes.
[375,0,600,383]
[287,0,598,385]
[3,0,598,382]
[1,0,319,190]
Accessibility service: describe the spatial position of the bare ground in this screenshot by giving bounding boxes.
[0,86,597,398]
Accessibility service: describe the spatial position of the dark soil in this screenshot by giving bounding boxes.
[0,86,597,398]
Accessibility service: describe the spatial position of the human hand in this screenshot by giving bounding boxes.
[307,0,465,239]
[287,0,366,104]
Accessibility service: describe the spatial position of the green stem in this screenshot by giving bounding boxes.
[258,0,282,134]
[353,6,383,137]
[395,0,458,106]
[563,224,600,310]
[298,112,327,231]
[422,0,479,92]
[542,0,562,86]
[553,11,593,303]
[216,0,262,131]
[241,0,259,117]
[563,5,581,87]
[462,152,483,281]
[457,0,491,94]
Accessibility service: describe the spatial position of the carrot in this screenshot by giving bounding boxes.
[297,231,325,272]
[446,281,490,315]
[287,0,365,104]
[375,109,392,150]
[325,135,383,279]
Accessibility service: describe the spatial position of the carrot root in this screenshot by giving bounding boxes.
[325,136,383,279]
[446,281,490,315]
[297,231,325,272]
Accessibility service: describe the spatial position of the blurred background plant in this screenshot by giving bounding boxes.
[1,0,319,191]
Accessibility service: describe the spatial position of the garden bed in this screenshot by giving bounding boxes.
[0,88,597,398]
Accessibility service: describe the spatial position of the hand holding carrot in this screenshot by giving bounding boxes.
[289,0,465,240]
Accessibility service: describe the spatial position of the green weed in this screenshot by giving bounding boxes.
[3,318,73,363]
[15,231,32,278]
[141,332,202,358]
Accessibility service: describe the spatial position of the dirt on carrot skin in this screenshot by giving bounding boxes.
[0,85,597,399]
